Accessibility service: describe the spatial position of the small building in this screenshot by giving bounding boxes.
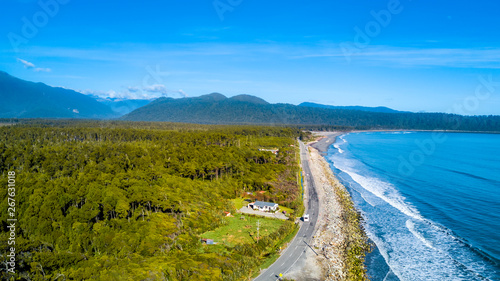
[258,148,279,155]
[248,201,279,212]
[201,238,215,245]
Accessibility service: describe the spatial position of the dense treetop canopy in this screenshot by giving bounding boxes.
[0,120,306,280]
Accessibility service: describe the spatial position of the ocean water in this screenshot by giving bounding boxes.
[326,132,500,281]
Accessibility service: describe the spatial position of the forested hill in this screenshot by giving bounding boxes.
[298,102,404,113]
[122,93,500,132]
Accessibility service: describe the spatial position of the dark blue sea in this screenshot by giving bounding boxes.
[326,132,500,281]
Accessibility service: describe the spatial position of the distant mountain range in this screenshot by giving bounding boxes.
[1,72,499,132]
[123,93,500,131]
[298,102,405,113]
[0,71,150,118]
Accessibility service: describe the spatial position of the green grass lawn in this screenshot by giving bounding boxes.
[279,205,294,215]
[201,214,285,247]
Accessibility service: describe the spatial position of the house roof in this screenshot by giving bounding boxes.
[254,201,278,207]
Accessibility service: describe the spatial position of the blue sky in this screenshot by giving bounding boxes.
[1,0,500,114]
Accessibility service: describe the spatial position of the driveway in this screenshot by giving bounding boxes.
[238,206,288,220]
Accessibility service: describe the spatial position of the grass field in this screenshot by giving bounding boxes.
[201,214,286,247]
[231,197,249,210]
[279,205,294,214]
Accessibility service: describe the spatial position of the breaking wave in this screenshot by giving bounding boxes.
[326,132,500,281]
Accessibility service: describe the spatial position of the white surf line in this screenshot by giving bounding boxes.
[405,220,435,250]
[382,269,392,281]
[359,191,376,207]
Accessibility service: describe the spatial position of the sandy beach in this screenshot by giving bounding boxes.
[310,131,343,155]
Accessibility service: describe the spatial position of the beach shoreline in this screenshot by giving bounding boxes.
[287,131,370,280]
[313,130,500,280]
[309,129,500,156]
[309,131,343,155]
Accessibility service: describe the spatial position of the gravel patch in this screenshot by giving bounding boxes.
[238,206,288,220]
[309,131,343,155]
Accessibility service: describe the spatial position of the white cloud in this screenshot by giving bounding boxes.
[293,46,500,69]
[127,86,140,92]
[17,58,35,68]
[25,43,500,71]
[17,58,52,72]
[81,88,157,100]
[141,85,189,98]
[80,85,188,100]
[177,89,188,97]
[105,90,121,99]
[34,67,51,72]
[143,84,168,95]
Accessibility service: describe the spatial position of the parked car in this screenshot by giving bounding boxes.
[303,214,309,222]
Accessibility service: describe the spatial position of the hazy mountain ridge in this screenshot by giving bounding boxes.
[0,71,149,118]
[1,72,499,132]
[0,71,115,119]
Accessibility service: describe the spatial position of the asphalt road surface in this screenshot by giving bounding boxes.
[254,140,320,281]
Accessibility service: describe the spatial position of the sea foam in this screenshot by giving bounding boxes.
[327,132,500,280]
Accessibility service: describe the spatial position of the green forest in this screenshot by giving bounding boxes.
[0,120,309,280]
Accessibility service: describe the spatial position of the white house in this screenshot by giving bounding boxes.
[248,201,279,212]
[258,148,278,155]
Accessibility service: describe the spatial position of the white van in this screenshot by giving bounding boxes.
[303,214,309,222]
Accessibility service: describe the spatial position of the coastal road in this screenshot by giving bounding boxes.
[254,140,320,281]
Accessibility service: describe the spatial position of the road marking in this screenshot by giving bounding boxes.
[285,250,305,274]
[255,141,320,281]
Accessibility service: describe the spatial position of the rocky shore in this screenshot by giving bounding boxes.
[298,133,370,281]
